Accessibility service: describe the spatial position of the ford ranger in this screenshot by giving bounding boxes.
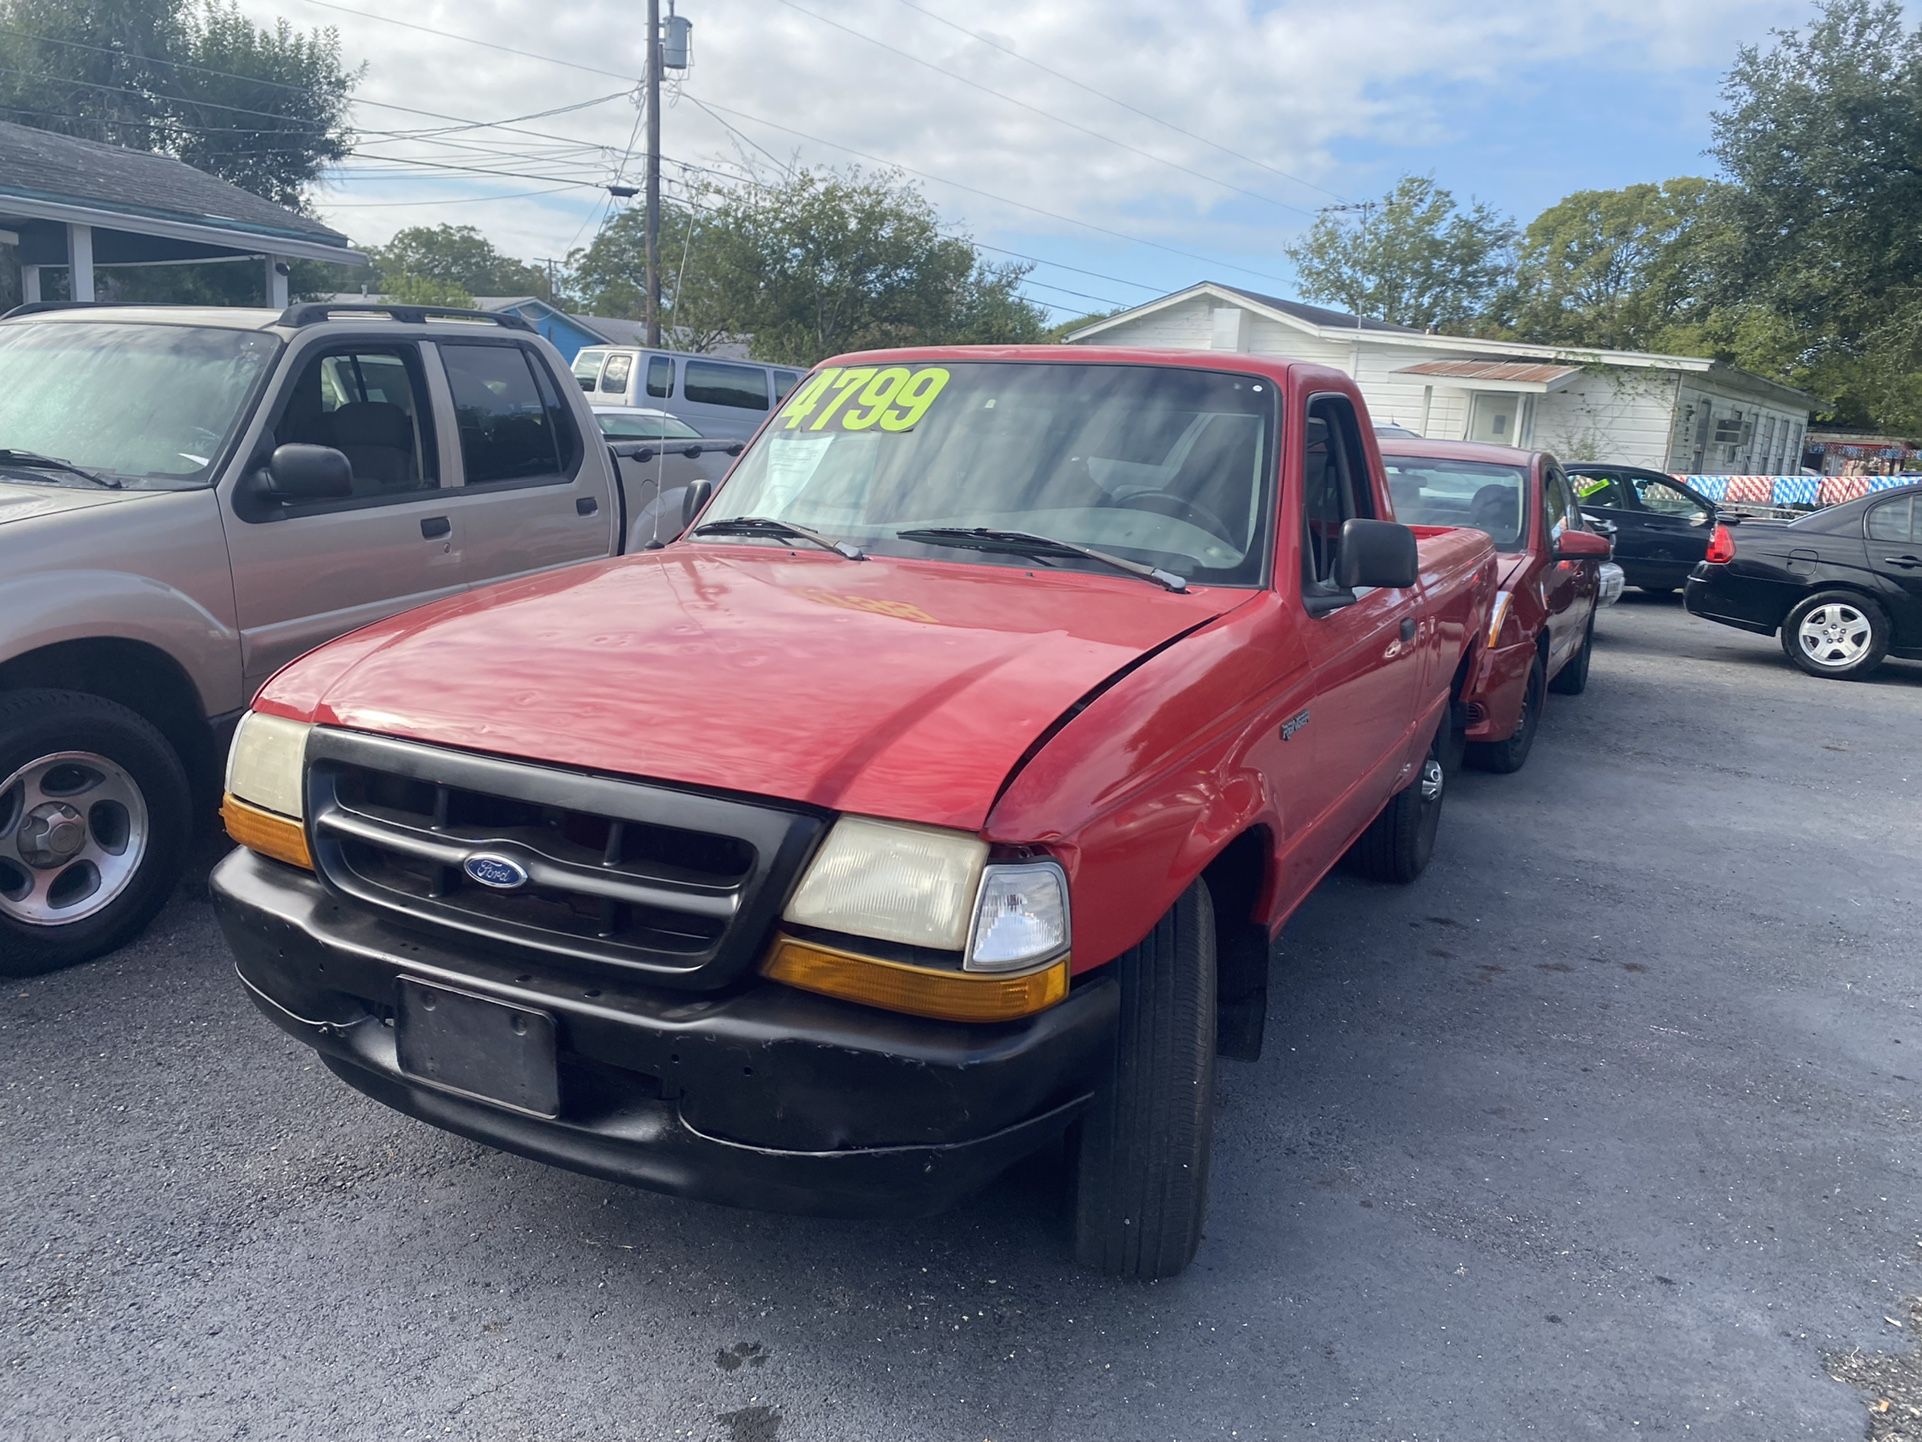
[211,347,1496,1278]
[0,302,701,975]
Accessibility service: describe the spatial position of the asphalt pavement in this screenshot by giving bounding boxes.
[4,595,1918,1442]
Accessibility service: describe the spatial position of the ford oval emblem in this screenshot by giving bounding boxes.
[462,853,528,890]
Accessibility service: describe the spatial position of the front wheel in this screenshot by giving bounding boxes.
[1781,591,1890,680]
[1070,878,1217,1280]
[1467,655,1544,775]
[0,690,192,976]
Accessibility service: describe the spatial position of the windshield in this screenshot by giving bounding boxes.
[703,360,1277,586]
[0,322,279,487]
[1384,456,1530,552]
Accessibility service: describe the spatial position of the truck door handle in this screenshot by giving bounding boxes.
[576,496,598,516]
[1399,617,1418,644]
[420,516,451,539]
[1884,554,1922,568]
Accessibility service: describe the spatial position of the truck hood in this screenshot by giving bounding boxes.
[260,546,1245,832]
[0,479,161,525]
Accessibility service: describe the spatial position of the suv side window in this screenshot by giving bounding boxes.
[440,343,571,485]
[773,369,802,402]
[275,345,437,500]
[684,359,770,411]
[645,355,673,399]
[599,353,633,394]
[1302,393,1376,593]
[1867,495,1914,543]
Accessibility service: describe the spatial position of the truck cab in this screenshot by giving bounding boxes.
[0,302,627,974]
[211,346,1495,1278]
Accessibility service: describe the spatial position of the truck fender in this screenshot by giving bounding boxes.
[0,569,240,719]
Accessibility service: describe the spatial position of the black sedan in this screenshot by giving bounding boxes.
[1684,482,1922,679]
[1567,464,1720,593]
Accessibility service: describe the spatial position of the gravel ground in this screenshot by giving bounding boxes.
[3,594,1918,1442]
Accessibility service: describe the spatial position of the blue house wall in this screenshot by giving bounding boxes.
[492,299,606,361]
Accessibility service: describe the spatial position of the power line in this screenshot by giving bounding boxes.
[324,182,596,208]
[682,94,1297,288]
[886,0,1346,204]
[682,94,794,177]
[771,0,1319,218]
[287,0,643,83]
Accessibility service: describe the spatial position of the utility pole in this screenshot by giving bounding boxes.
[1317,200,1377,327]
[644,0,662,347]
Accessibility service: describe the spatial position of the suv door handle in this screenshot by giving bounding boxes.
[420,516,451,539]
[576,496,598,516]
[1884,554,1922,568]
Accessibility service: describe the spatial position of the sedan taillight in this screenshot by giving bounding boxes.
[1705,524,1736,564]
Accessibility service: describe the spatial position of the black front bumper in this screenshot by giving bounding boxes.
[212,849,1116,1218]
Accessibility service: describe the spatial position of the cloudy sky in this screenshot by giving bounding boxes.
[256,0,1829,320]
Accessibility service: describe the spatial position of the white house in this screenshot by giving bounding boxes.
[1066,283,1816,475]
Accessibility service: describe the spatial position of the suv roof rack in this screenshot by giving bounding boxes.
[276,302,534,331]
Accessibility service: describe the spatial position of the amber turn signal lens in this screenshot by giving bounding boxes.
[762,934,1068,1023]
[221,794,313,871]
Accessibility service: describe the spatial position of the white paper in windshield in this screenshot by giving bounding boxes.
[760,434,835,510]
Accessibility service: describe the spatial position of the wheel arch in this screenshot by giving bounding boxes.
[0,638,217,797]
[1199,824,1274,1062]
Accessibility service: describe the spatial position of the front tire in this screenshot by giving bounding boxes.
[1467,655,1544,775]
[1781,591,1890,680]
[0,690,192,976]
[1071,878,1217,1280]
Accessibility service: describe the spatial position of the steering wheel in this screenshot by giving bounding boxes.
[1121,489,1239,546]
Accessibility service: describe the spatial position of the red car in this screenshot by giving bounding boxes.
[212,348,1495,1279]
[1380,439,1610,772]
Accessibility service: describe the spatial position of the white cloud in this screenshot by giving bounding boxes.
[262,0,1813,271]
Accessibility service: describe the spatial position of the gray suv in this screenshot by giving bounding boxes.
[0,302,634,975]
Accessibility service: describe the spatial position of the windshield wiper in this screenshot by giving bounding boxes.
[896,526,1187,592]
[692,515,865,560]
[0,449,122,489]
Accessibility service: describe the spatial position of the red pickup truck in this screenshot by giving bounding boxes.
[212,347,1496,1278]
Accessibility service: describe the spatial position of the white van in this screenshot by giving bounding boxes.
[571,346,804,440]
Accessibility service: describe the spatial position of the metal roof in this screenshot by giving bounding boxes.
[1210,284,1418,335]
[0,120,359,263]
[1395,359,1583,385]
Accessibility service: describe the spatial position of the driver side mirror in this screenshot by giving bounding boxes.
[1553,528,1612,562]
[261,443,352,502]
[1335,518,1419,590]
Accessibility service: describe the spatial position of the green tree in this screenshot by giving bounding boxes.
[569,166,1048,364]
[0,0,358,206]
[1512,179,1723,353]
[1285,174,1518,334]
[368,224,552,301]
[1707,0,1922,427]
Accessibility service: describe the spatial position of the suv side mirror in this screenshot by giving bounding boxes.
[1553,528,1612,562]
[1335,518,1418,590]
[262,443,352,502]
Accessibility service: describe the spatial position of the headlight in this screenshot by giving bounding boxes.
[222,712,313,870]
[226,712,311,817]
[783,816,988,950]
[1486,589,1515,647]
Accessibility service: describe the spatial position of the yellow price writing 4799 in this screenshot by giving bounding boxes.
[780,365,949,432]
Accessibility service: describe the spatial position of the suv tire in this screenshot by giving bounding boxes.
[0,690,193,976]
[1070,877,1217,1280]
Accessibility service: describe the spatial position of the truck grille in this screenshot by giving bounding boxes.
[305,728,825,984]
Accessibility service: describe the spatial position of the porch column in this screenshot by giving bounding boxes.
[265,255,289,309]
[20,265,40,303]
[67,223,94,301]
